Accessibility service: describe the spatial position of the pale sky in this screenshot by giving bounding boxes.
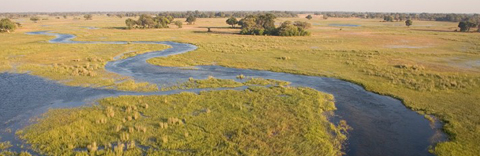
[0,0,479,13]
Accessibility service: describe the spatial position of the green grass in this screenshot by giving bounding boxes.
[18,86,346,156]
[142,19,480,156]
[3,16,480,155]
[0,29,169,92]
[161,76,243,91]
[160,76,291,91]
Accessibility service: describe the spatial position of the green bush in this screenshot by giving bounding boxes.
[0,18,16,33]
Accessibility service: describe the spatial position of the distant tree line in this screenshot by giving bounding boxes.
[0,11,298,20]
[313,12,480,22]
[2,11,479,23]
[153,11,298,18]
[236,14,311,36]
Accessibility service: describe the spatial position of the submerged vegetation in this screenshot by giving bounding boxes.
[18,86,346,155]
[0,138,31,156]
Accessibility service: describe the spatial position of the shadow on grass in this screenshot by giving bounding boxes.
[193,31,240,35]
[104,27,128,30]
[411,29,456,33]
[198,26,241,30]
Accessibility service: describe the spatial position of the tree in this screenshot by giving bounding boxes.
[226,17,238,28]
[257,14,276,33]
[30,16,40,23]
[306,15,313,20]
[458,21,468,32]
[239,15,310,36]
[175,21,183,28]
[63,15,67,19]
[125,15,175,29]
[0,18,17,33]
[239,16,259,35]
[166,16,174,23]
[125,18,136,29]
[84,14,93,20]
[384,16,394,22]
[137,14,155,28]
[467,22,477,32]
[405,20,413,27]
[293,21,312,29]
[458,21,477,32]
[277,21,310,36]
[153,16,170,28]
[186,16,196,25]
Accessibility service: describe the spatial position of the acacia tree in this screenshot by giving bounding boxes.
[458,21,467,31]
[458,21,477,32]
[468,22,478,32]
[239,14,310,36]
[125,18,136,29]
[0,18,17,33]
[165,16,174,23]
[257,14,276,33]
[323,14,328,20]
[153,16,171,28]
[30,16,40,23]
[405,20,413,27]
[384,16,394,22]
[277,21,311,36]
[306,15,313,20]
[137,14,155,28]
[84,14,93,20]
[186,16,197,25]
[125,15,175,29]
[293,21,312,29]
[226,17,238,28]
[175,21,183,28]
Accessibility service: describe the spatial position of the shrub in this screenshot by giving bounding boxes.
[0,18,16,33]
[174,21,183,28]
[84,14,93,20]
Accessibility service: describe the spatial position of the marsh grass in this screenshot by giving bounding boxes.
[0,32,168,91]
[4,16,480,155]
[18,86,345,155]
[139,18,480,155]
[161,76,242,91]
[0,137,31,156]
[161,77,291,91]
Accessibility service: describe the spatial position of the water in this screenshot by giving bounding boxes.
[81,26,99,30]
[0,31,446,156]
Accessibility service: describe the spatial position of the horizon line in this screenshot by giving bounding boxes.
[1,10,479,14]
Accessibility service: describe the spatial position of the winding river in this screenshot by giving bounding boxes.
[0,31,446,156]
